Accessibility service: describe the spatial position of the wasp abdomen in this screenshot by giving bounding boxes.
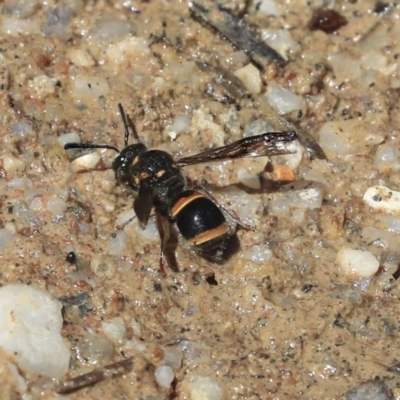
[171,190,228,246]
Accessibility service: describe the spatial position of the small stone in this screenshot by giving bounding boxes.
[237,168,261,189]
[3,153,25,175]
[70,152,101,172]
[76,333,114,365]
[363,185,400,214]
[346,379,392,400]
[28,75,57,98]
[268,187,324,214]
[154,365,175,388]
[233,63,262,94]
[162,347,183,371]
[102,317,127,344]
[265,83,306,115]
[181,375,223,400]
[336,248,380,278]
[0,284,70,378]
[57,132,81,147]
[68,48,95,67]
[242,244,273,263]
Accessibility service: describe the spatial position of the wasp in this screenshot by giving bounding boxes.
[65,104,298,272]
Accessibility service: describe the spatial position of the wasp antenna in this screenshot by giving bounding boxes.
[64,143,120,153]
[118,103,140,145]
[118,103,130,147]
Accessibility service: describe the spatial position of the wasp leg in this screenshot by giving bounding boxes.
[156,212,179,273]
[192,185,253,231]
[115,214,137,231]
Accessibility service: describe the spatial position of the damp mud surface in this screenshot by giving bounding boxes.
[1,0,400,399]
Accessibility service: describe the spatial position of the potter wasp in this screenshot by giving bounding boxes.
[65,104,297,272]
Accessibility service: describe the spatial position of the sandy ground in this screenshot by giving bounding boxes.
[0,0,400,399]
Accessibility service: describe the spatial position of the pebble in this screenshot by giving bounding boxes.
[328,52,362,82]
[105,37,150,68]
[108,231,128,255]
[265,83,306,115]
[382,215,400,234]
[237,168,261,189]
[154,365,175,388]
[179,341,211,365]
[217,186,263,227]
[166,114,191,140]
[336,248,380,278]
[233,63,262,94]
[261,30,301,60]
[363,185,400,214]
[76,333,114,365]
[102,317,127,344]
[2,0,38,19]
[43,5,72,39]
[345,379,392,400]
[181,375,223,400]
[242,244,273,263]
[70,151,101,172]
[28,74,57,98]
[374,145,400,172]
[162,347,183,371]
[257,0,281,16]
[57,132,81,147]
[268,187,324,214]
[0,229,15,252]
[89,19,131,44]
[3,152,25,175]
[68,48,95,67]
[362,226,398,251]
[273,139,305,170]
[0,284,70,378]
[243,118,275,137]
[318,119,385,159]
[0,17,40,35]
[11,122,32,139]
[46,196,67,215]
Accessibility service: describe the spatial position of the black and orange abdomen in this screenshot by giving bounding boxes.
[171,190,230,261]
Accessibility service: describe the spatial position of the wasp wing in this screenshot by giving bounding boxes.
[134,180,154,229]
[176,131,297,167]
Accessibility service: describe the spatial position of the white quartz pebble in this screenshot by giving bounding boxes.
[363,185,400,214]
[0,284,70,378]
[102,317,127,344]
[265,83,306,115]
[155,365,175,388]
[233,63,262,94]
[237,168,261,190]
[3,153,25,174]
[182,375,223,400]
[70,152,101,172]
[268,187,324,214]
[242,244,273,263]
[336,248,380,278]
[57,132,81,147]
